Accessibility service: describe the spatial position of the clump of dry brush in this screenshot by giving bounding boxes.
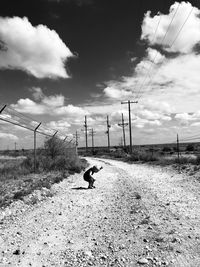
[0,137,87,207]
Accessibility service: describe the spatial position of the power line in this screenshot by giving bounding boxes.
[121,100,138,153]
[118,113,128,147]
[106,115,111,151]
[131,14,163,98]
[137,5,194,101]
[169,7,194,48]
[135,2,181,100]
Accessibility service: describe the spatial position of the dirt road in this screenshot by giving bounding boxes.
[0,158,200,266]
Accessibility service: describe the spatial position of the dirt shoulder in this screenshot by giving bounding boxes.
[0,158,200,266]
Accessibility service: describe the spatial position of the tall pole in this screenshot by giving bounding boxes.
[89,128,96,154]
[0,105,6,114]
[73,131,80,155]
[118,113,128,147]
[121,100,138,154]
[106,115,111,151]
[92,129,94,152]
[34,122,41,173]
[75,131,79,147]
[14,142,17,156]
[177,133,180,171]
[52,131,58,137]
[128,101,132,153]
[84,115,88,152]
[63,135,68,142]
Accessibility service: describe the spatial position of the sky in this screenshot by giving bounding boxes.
[0,0,200,149]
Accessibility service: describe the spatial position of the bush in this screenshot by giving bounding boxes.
[44,137,66,159]
[196,155,200,165]
[126,151,159,162]
[162,146,171,152]
[186,144,194,152]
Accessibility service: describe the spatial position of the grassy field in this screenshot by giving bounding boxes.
[0,138,88,208]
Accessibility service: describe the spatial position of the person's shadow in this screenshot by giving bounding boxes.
[71,187,88,190]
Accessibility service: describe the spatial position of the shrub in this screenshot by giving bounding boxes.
[44,137,66,159]
[126,151,158,162]
[162,146,171,152]
[186,144,194,152]
[195,155,200,165]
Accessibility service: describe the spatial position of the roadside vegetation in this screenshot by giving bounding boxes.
[0,137,87,208]
[83,143,200,167]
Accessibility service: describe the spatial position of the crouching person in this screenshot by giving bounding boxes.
[83,165,103,189]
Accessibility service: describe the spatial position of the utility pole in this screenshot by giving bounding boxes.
[75,131,80,147]
[89,128,96,154]
[14,142,17,156]
[84,115,88,152]
[118,113,128,148]
[106,115,111,151]
[73,131,80,147]
[177,133,180,171]
[34,122,41,173]
[121,100,138,154]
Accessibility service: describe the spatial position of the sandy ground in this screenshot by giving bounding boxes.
[0,157,200,267]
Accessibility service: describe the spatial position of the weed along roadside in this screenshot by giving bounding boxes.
[0,137,88,208]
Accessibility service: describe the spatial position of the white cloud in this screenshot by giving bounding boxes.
[55,104,89,116]
[0,132,18,140]
[175,111,200,125]
[30,87,44,101]
[146,48,165,64]
[103,87,133,100]
[46,120,71,131]
[134,118,162,128]
[12,98,46,115]
[0,16,73,78]
[12,89,89,122]
[138,109,171,121]
[141,2,200,53]
[191,122,200,127]
[42,95,64,107]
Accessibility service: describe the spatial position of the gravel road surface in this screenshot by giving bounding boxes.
[0,158,200,266]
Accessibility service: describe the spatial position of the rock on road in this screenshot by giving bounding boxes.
[0,158,200,267]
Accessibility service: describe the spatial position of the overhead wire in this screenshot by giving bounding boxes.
[134,2,181,100]
[132,14,162,100]
[137,5,195,101]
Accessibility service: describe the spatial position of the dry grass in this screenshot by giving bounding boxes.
[0,137,88,208]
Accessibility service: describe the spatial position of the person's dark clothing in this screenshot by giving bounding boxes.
[83,166,102,189]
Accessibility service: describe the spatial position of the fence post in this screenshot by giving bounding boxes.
[0,105,6,114]
[34,122,42,173]
[53,131,58,137]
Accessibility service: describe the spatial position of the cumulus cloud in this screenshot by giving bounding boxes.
[138,109,171,121]
[141,2,200,53]
[134,118,162,128]
[191,122,200,127]
[0,132,18,140]
[55,104,89,116]
[175,111,200,124]
[12,98,46,115]
[46,120,71,131]
[30,87,44,101]
[101,3,200,115]
[0,16,74,78]
[103,87,133,100]
[12,88,88,118]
